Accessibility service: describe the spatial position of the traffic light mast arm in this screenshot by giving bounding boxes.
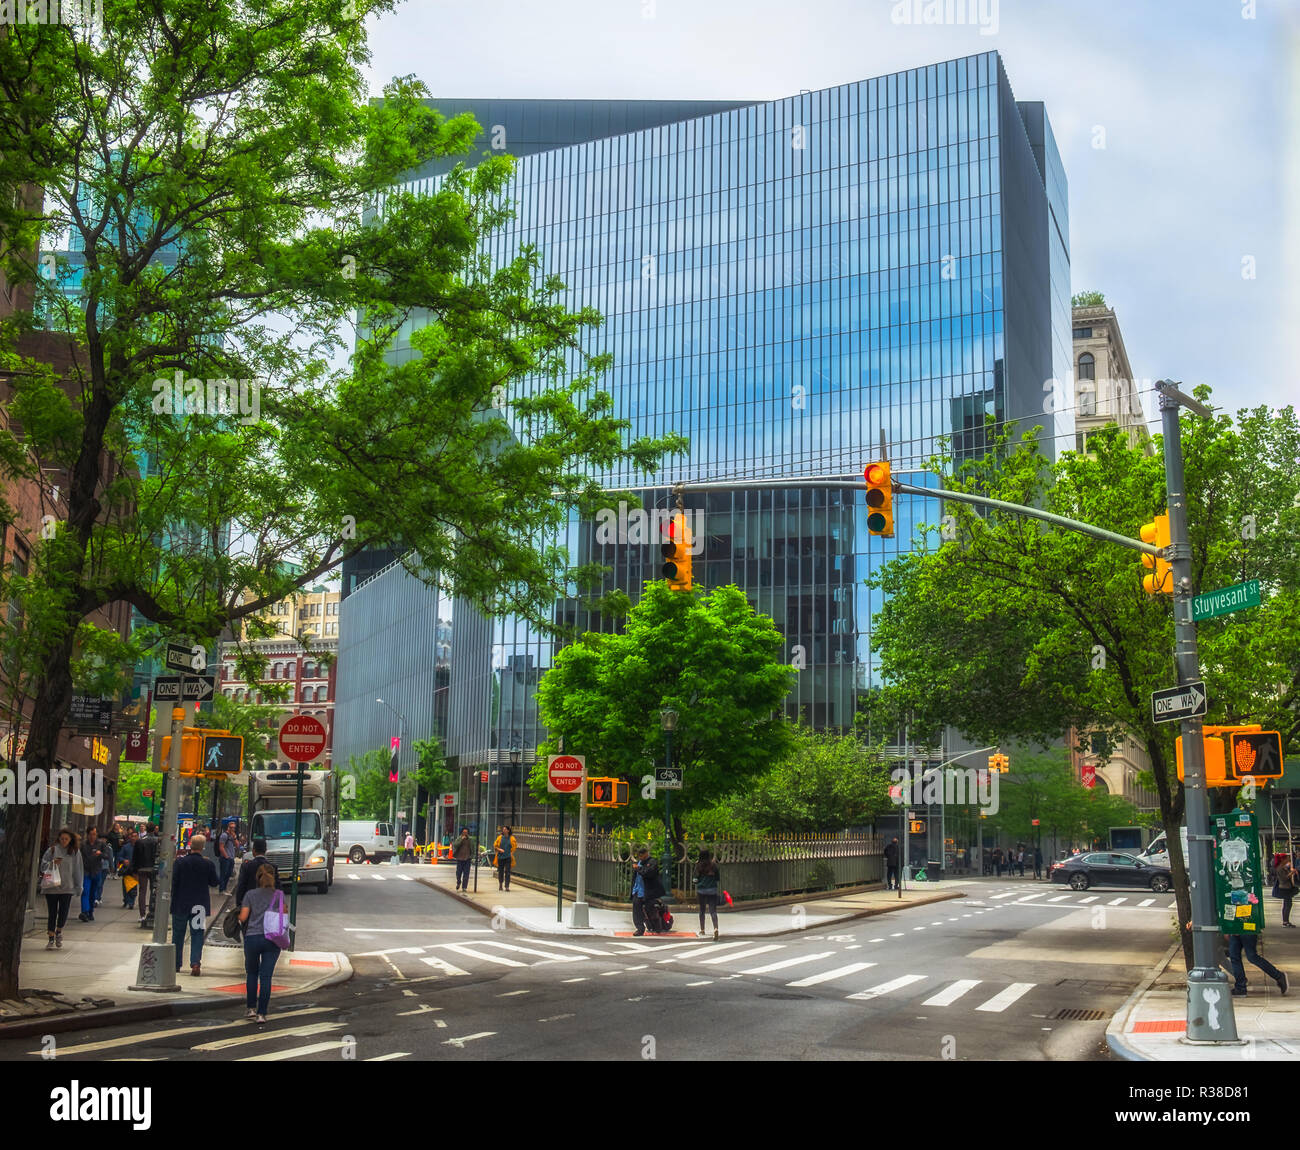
[890,479,1163,556]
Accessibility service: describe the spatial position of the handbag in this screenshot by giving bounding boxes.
[40,858,62,891]
[263,890,291,949]
[222,905,242,939]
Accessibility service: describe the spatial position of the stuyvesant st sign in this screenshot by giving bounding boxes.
[1151,681,1208,725]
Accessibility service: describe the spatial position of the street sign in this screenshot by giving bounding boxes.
[200,734,244,774]
[165,642,206,674]
[1031,819,1040,826]
[278,715,327,762]
[1080,763,1096,789]
[547,753,586,794]
[654,767,683,790]
[154,675,215,702]
[69,693,112,730]
[441,792,458,807]
[1151,681,1208,724]
[142,789,154,798]
[1193,579,1261,622]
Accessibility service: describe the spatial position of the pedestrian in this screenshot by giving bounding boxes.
[992,846,1003,878]
[403,830,415,864]
[452,827,472,890]
[218,821,237,894]
[171,834,219,976]
[493,826,516,890]
[119,831,138,908]
[631,846,665,935]
[77,826,112,922]
[238,863,286,1024]
[130,823,159,926]
[1273,853,1297,928]
[1033,845,1043,881]
[105,821,122,859]
[883,836,900,890]
[1225,929,1288,997]
[39,828,83,950]
[1017,847,1026,877]
[235,839,280,906]
[694,849,721,940]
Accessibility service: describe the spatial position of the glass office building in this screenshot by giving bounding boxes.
[342,52,1071,824]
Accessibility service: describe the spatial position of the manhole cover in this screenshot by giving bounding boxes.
[1050,1007,1109,1021]
[759,992,814,1001]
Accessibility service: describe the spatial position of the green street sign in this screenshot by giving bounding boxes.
[1193,579,1260,622]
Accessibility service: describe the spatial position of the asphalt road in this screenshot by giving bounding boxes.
[0,872,1173,1062]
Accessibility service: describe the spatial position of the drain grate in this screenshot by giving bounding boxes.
[760,993,814,1001]
[1050,1007,1109,1021]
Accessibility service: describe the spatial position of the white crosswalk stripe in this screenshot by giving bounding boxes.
[1078,895,1099,903]
[975,982,1035,1012]
[1048,894,1070,902]
[738,951,835,975]
[238,1040,344,1061]
[29,1007,335,1057]
[786,962,876,987]
[437,942,527,968]
[1139,898,1155,907]
[990,892,1017,899]
[1015,893,1045,903]
[1108,897,1127,905]
[696,944,784,965]
[192,1021,344,1053]
[922,979,981,1006]
[847,974,927,1000]
[474,940,586,963]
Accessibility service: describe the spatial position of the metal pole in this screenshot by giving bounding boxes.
[900,720,910,894]
[474,773,483,893]
[1156,381,1237,1042]
[571,772,590,929]
[663,727,674,898]
[288,763,305,952]
[557,795,565,922]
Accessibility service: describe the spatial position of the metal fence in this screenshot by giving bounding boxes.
[512,831,883,903]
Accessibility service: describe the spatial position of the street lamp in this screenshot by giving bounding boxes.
[659,707,678,899]
[509,740,521,826]
[376,697,408,853]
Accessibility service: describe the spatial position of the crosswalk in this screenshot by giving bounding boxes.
[30,1006,412,1062]
[361,933,1049,1016]
[984,888,1174,910]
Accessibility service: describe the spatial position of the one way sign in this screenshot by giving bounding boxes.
[1151,681,1208,725]
[155,675,216,702]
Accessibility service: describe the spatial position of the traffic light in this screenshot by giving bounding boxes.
[1139,512,1172,594]
[389,735,400,784]
[864,461,894,537]
[587,777,628,807]
[1227,730,1284,781]
[1176,734,1228,785]
[987,754,1009,774]
[661,513,693,592]
[909,818,926,834]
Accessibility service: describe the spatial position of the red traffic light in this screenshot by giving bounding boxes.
[864,461,894,537]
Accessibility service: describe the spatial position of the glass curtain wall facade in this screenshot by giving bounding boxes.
[372,53,1068,824]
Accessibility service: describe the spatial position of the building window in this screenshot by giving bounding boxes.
[1078,382,1096,417]
[1076,432,1089,454]
[1072,327,1092,339]
[1077,353,1095,381]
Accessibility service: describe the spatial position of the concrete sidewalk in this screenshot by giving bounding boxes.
[1,879,351,1039]
[413,857,967,936]
[1107,926,1300,1060]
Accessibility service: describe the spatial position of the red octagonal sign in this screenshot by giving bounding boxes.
[279,715,327,763]
[547,754,586,794]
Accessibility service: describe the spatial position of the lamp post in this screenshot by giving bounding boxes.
[509,742,521,826]
[659,707,678,898]
[376,697,408,858]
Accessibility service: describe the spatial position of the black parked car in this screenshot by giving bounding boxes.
[1049,851,1172,893]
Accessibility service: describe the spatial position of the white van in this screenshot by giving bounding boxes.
[335,820,397,864]
[1139,827,1187,868]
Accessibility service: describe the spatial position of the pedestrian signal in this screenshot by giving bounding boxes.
[587,777,628,807]
[864,462,894,537]
[909,819,926,834]
[1227,730,1284,780]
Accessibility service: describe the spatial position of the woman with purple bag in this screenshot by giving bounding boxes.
[237,864,289,1024]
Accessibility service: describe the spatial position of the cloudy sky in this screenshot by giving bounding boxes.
[363,0,1297,419]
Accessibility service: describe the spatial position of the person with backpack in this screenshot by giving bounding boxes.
[694,849,721,940]
[493,826,516,891]
[39,828,83,950]
[238,863,287,1024]
[235,839,279,906]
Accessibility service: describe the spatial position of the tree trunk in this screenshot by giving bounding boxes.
[0,635,78,998]
[1146,739,1193,970]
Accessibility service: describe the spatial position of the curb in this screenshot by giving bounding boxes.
[1104,940,1182,1062]
[413,873,964,936]
[0,954,354,1042]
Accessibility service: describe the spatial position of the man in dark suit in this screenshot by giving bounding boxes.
[171,834,219,975]
[235,838,279,906]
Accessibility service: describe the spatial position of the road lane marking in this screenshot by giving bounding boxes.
[686,981,713,986]
[238,1041,346,1061]
[975,983,1036,1012]
[847,974,926,1000]
[1139,898,1155,907]
[738,952,835,975]
[786,962,876,988]
[475,940,586,962]
[344,928,494,933]
[922,979,982,1006]
[523,940,614,956]
[193,1021,344,1052]
[697,944,783,965]
[1015,894,1045,903]
[443,1032,495,1048]
[991,892,1016,899]
[396,1004,442,1016]
[1078,895,1099,903]
[561,977,588,983]
[31,1008,335,1057]
[366,1052,411,1061]
[497,990,529,997]
[1048,895,1070,902]
[538,1014,575,1023]
[347,874,359,880]
[1108,897,1127,905]
[420,956,471,976]
[396,874,413,881]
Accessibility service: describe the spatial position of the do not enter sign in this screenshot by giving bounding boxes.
[278,715,327,763]
[547,754,586,794]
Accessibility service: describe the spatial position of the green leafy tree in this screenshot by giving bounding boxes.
[532,582,796,845]
[1072,291,1106,307]
[0,3,684,995]
[339,750,395,822]
[738,725,894,833]
[982,751,1135,847]
[869,403,1299,967]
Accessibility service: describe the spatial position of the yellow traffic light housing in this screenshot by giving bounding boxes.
[909,818,926,834]
[987,754,1009,774]
[1227,730,1284,781]
[864,462,894,537]
[160,727,241,778]
[1176,733,1228,785]
[661,514,693,592]
[1139,513,1172,594]
[587,777,629,807]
